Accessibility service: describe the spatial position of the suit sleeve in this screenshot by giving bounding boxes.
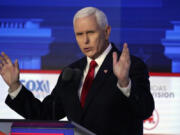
[5,75,66,120]
[127,57,154,120]
[115,57,154,120]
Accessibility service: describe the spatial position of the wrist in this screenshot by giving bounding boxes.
[10,81,21,92]
[118,78,129,88]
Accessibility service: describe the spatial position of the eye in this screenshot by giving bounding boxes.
[76,32,83,36]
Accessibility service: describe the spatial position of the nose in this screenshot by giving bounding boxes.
[84,34,89,44]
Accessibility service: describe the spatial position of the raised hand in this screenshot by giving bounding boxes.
[113,43,131,87]
[0,52,20,91]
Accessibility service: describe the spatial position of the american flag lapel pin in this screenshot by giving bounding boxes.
[104,69,108,74]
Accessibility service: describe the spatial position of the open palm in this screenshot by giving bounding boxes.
[113,43,131,87]
[0,52,20,90]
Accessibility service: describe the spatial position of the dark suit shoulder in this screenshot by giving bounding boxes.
[130,55,145,63]
[130,55,149,71]
[128,55,150,83]
[68,57,87,70]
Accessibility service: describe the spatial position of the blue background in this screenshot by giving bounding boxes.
[0,0,180,72]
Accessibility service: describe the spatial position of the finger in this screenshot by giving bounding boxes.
[125,44,130,57]
[0,55,7,65]
[14,59,19,70]
[125,49,131,65]
[124,43,129,53]
[122,43,128,54]
[0,63,3,75]
[123,43,131,65]
[119,43,127,61]
[123,42,128,48]
[112,51,118,66]
[1,52,12,65]
[122,43,130,57]
[0,63,2,71]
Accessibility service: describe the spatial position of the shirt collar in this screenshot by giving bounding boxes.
[87,43,112,67]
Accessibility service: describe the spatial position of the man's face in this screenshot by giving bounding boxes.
[74,15,111,59]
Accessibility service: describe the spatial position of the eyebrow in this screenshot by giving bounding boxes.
[76,32,83,35]
[86,30,95,33]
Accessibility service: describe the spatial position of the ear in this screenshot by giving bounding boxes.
[105,25,111,40]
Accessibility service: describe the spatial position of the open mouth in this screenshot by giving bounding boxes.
[84,48,92,52]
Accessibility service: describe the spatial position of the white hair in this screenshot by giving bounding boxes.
[73,7,108,29]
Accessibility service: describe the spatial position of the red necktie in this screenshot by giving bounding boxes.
[80,60,97,108]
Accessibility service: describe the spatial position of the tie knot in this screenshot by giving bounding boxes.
[90,60,97,69]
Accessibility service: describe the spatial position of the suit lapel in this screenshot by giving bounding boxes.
[82,45,119,112]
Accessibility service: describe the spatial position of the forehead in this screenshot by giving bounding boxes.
[74,15,100,32]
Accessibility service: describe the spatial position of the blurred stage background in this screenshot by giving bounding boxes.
[0,0,180,134]
[0,0,180,72]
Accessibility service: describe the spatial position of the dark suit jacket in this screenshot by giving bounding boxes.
[6,44,154,135]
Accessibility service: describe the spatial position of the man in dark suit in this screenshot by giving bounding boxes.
[0,7,154,135]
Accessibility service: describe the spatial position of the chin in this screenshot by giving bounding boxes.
[86,53,95,59]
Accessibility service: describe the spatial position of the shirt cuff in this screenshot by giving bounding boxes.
[8,84,22,100]
[117,79,131,97]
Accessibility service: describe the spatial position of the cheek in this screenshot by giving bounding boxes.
[93,35,101,47]
[76,38,83,48]
[76,37,81,44]
[96,37,105,50]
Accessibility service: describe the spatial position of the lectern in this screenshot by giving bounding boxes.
[0,120,96,135]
